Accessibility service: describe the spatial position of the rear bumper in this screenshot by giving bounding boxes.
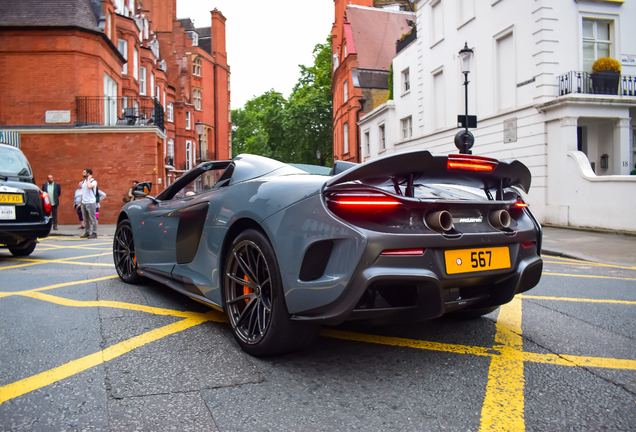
[291,252,543,326]
[0,217,52,245]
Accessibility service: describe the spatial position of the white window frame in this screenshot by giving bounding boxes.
[457,0,475,29]
[344,43,347,58]
[430,0,444,47]
[139,66,146,95]
[401,116,412,140]
[402,68,410,94]
[379,124,386,151]
[343,79,348,102]
[364,131,370,155]
[191,31,199,46]
[186,111,191,130]
[163,90,166,109]
[582,18,614,73]
[194,89,202,110]
[193,57,202,76]
[168,138,174,157]
[118,39,128,74]
[186,140,192,170]
[133,48,139,80]
[103,73,118,126]
[150,73,155,97]
[343,122,349,154]
[167,102,174,122]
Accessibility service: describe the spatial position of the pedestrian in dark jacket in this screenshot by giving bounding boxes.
[42,175,61,230]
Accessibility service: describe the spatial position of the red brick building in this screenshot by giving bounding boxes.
[331,0,414,162]
[0,0,231,225]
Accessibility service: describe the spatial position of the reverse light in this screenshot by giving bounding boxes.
[447,155,498,172]
[41,192,51,214]
[381,249,424,256]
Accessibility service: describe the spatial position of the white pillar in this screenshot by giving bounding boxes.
[613,118,631,175]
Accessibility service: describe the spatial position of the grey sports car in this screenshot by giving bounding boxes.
[113,151,543,356]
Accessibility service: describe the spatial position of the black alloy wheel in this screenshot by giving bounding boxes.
[224,229,318,356]
[113,219,141,284]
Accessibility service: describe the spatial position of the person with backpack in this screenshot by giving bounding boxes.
[80,168,99,239]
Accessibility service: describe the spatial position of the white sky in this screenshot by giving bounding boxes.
[177,1,334,110]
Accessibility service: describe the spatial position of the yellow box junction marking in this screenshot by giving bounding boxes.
[0,252,113,270]
[542,272,636,282]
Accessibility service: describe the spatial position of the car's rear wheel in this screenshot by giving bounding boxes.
[224,229,318,356]
[113,219,141,284]
[8,239,37,257]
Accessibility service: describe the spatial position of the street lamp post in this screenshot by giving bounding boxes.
[455,42,475,154]
[195,120,203,162]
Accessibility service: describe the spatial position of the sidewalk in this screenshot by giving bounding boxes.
[48,224,636,266]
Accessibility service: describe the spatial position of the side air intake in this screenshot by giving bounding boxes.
[299,241,334,282]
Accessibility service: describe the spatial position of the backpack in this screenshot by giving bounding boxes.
[95,184,100,204]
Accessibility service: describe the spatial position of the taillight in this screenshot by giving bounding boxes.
[447,155,498,172]
[381,249,424,256]
[511,198,528,209]
[329,193,400,209]
[522,241,536,248]
[41,192,51,214]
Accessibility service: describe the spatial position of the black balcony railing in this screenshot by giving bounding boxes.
[165,155,174,167]
[396,29,416,54]
[558,71,636,97]
[75,96,165,130]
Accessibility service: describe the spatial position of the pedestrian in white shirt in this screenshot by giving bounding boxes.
[73,181,84,229]
[80,168,98,239]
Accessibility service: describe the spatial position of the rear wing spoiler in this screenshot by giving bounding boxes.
[325,150,531,195]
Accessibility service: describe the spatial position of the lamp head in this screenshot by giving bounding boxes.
[195,120,203,136]
[459,42,474,74]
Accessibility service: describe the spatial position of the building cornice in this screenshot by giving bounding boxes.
[535,94,636,113]
[6,126,167,140]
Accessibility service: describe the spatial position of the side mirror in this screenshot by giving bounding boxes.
[133,182,152,197]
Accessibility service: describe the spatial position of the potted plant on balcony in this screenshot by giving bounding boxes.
[590,57,621,95]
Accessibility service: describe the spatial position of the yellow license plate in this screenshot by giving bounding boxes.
[444,247,510,275]
[0,194,23,204]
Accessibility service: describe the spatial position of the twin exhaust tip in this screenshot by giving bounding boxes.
[425,209,511,232]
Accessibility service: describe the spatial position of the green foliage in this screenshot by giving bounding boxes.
[387,64,394,101]
[231,38,333,167]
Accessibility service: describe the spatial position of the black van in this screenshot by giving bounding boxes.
[0,143,52,256]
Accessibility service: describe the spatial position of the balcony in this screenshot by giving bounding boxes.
[165,155,174,167]
[557,71,636,97]
[396,28,416,55]
[75,96,165,131]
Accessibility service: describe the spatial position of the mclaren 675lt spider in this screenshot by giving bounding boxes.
[113,150,542,356]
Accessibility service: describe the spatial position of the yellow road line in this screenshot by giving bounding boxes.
[542,272,636,282]
[0,275,119,298]
[519,294,636,306]
[320,329,494,357]
[479,297,525,432]
[543,256,636,271]
[0,316,213,405]
[522,352,636,370]
[1,253,112,270]
[19,291,227,321]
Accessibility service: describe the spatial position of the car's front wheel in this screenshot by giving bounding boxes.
[224,229,318,356]
[9,239,37,257]
[113,219,141,284]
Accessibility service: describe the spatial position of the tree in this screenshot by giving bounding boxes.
[231,38,333,166]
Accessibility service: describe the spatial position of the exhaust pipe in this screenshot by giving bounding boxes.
[489,209,511,229]
[426,210,453,232]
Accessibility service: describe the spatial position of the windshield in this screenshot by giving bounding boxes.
[0,147,32,177]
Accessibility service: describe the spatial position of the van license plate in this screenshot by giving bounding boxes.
[0,206,16,220]
[444,247,510,274]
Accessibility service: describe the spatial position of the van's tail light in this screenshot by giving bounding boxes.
[41,192,51,214]
[447,155,498,172]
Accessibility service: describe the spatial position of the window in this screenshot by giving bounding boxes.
[344,43,347,58]
[343,122,349,154]
[186,111,191,130]
[365,131,370,155]
[167,102,174,122]
[107,13,111,39]
[118,39,128,74]
[103,73,117,126]
[186,141,192,170]
[344,79,348,102]
[193,57,202,76]
[379,124,386,150]
[496,31,515,110]
[150,73,154,97]
[401,116,412,140]
[583,18,612,73]
[168,138,174,157]
[433,70,445,129]
[163,90,166,109]
[431,0,444,45]
[133,48,138,80]
[191,31,199,46]
[155,85,160,101]
[139,67,146,95]
[402,68,410,93]
[193,89,202,110]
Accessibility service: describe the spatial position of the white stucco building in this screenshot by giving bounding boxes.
[359,0,636,232]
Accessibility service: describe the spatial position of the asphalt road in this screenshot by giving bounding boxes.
[0,237,635,431]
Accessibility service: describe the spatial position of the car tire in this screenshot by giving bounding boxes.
[451,305,500,319]
[113,219,142,284]
[8,239,37,257]
[223,229,318,356]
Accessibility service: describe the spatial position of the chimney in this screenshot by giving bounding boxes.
[211,8,227,60]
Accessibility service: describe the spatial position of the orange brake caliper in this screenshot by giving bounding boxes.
[243,275,253,303]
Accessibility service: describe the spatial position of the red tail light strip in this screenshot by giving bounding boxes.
[381,249,424,256]
[447,155,498,172]
[514,201,528,208]
[331,193,401,208]
[522,241,536,248]
[41,192,52,213]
